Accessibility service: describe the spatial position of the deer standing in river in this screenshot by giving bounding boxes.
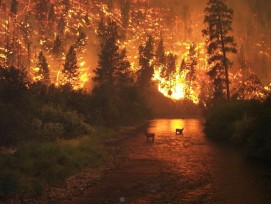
[176,128,184,135]
[145,130,155,142]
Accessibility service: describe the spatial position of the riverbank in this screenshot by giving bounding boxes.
[1,121,148,204]
[203,99,271,162]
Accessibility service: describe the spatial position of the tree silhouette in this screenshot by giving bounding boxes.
[75,29,87,52]
[155,37,166,68]
[10,0,18,16]
[115,48,133,89]
[93,19,119,89]
[36,51,50,85]
[52,35,63,57]
[202,0,237,101]
[162,52,177,95]
[34,0,50,21]
[58,17,65,36]
[48,4,55,22]
[185,43,197,98]
[137,35,154,89]
[62,45,79,87]
[119,0,130,39]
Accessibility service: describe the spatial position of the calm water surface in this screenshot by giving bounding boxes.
[66,119,271,204]
[139,119,271,203]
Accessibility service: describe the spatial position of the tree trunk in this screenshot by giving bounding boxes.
[218,13,230,101]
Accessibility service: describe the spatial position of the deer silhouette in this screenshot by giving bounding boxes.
[145,130,155,142]
[176,128,184,135]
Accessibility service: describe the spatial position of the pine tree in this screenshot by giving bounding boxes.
[35,0,50,21]
[115,48,133,88]
[36,51,50,85]
[62,45,79,87]
[155,37,166,68]
[119,0,130,39]
[58,17,65,36]
[232,73,266,101]
[63,0,70,13]
[48,4,55,22]
[202,0,237,101]
[136,35,154,89]
[10,0,18,16]
[161,53,177,95]
[75,29,87,52]
[97,18,106,43]
[92,19,137,125]
[52,35,63,57]
[94,19,133,89]
[238,45,248,88]
[93,20,119,89]
[185,43,197,98]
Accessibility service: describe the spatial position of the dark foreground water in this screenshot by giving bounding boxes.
[65,119,271,204]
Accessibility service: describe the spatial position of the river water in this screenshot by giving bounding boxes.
[143,119,271,203]
[66,119,271,204]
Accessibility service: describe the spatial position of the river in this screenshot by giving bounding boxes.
[65,119,271,204]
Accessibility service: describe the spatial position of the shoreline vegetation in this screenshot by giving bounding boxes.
[1,122,148,203]
[0,65,151,202]
[203,97,271,163]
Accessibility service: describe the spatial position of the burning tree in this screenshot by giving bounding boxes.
[10,0,18,16]
[75,29,87,52]
[137,35,154,89]
[232,72,267,101]
[62,45,79,88]
[115,48,134,89]
[34,51,50,85]
[34,0,50,22]
[162,52,177,96]
[119,0,131,39]
[52,35,63,58]
[184,43,197,99]
[202,0,237,102]
[155,37,166,69]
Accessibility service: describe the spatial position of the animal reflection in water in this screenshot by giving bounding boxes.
[145,130,155,142]
[176,128,184,135]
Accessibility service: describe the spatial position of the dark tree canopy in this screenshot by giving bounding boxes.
[48,4,56,22]
[58,17,66,36]
[184,43,197,98]
[34,0,50,21]
[137,35,154,89]
[37,51,50,85]
[75,29,87,51]
[202,0,237,101]
[119,0,131,39]
[162,52,177,95]
[155,37,166,67]
[10,0,18,16]
[52,35,63,57]
[62,45,79,86]
[93,19,120,90]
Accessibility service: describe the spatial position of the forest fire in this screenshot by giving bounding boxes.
[2,1,271,202]
[0,0,270,102]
